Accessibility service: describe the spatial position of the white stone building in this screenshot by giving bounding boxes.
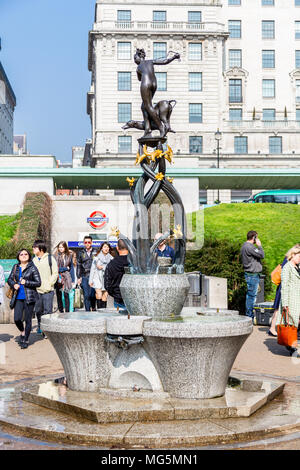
[0,61,16,155]
[87,0,300,204]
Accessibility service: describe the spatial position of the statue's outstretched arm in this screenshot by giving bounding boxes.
[153,53,180,66]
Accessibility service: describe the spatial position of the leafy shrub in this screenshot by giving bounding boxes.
[185,238,272,313]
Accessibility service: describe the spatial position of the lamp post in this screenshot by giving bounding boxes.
[214,129,222,203]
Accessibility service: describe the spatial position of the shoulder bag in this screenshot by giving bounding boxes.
[271,264,282,286]
[6,265,17,299]
[277,307,298,348]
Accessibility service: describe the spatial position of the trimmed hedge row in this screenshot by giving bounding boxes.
[0,192,52,259]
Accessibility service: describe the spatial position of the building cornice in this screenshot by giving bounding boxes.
[96,0,222,6]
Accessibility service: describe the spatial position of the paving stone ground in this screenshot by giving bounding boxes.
[1,319,300,450]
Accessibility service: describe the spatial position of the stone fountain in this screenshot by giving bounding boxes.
[14,48,284,446]
[38,47,253,400]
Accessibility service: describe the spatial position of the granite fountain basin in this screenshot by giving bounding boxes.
[143,315,253,399]
[41,311,252,400]
[120,273,190,318]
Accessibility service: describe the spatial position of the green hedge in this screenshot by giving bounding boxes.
[185,238,272,314]
[0,192,52,258]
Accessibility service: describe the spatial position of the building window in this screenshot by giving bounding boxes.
[229,49,242,67]
[234,136,248,154]
[118,103,131,123]
[153,42,167,60]
[269,136,282,154]
[262,50,275,68]
[262,79,275,98]
[189,72,202,91]
[229,79,242,103]
[118,136,132,153]
[156,72,167,91]
[188,11,202,23]
[189,104,203,123]
[117,10,131,22]
[296,80,300,102]
[296,51,300,68]
[262,109,276,120]
[189,136,203,153]
[296,109,300,121]
[262,0,274,5]
[153,11,166,22]
[296,21,300,39]
[262,20,275,39]
[296,0,300,6]
[228,0,241,4]
[188,43,202,60]
[118,72,131,91]
[229,108,242,120]
[117,42,131,60]
[228,20,241,38]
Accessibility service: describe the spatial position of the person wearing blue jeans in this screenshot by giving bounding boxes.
[240,231,265,321]
[244,273,260,318]
[81,276,96,312]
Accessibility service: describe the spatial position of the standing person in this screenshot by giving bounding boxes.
[154,233,175,263]
[89,242,113,309]
[54,241,75,313]
[277,245,300,357]
[76,236,96,311]
[7,249,41,349]
[240,231,265,321]
[0,263,5,307]
[32,240,58,336]
[104,239,129,311]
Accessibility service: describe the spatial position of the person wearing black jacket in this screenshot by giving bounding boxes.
[104,239,129,310]
[8,249,41,349]
[76,236,97,311]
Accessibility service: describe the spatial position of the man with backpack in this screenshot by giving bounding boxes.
[32,240,58,336]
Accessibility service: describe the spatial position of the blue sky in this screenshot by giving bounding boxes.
[0,0,95,162]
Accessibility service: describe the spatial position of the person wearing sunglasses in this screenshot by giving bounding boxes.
[7,249,41,349]
[76,236,96,311]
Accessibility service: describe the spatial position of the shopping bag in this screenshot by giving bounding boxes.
[73,286,83,309]
[277,307,298,348]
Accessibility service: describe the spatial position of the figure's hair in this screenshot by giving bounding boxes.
[134,48,146,61]
[96,242,113,256]
[17,248,32,263]
[55,241,70,256]
[117,239,128,251]
[286,244,300,261]
[247,231,257,241]
[32,240,47,253]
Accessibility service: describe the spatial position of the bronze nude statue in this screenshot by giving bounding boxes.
[123,48,180,138]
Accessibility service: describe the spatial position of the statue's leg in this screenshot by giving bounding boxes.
[141,87,165,137]
[141,103,152,137]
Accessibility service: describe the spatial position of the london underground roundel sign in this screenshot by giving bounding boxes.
[87,211,109,230]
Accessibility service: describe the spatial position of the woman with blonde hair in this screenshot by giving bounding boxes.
[277,244,300,356]
[89,242,113,309]
[54,241,75,313]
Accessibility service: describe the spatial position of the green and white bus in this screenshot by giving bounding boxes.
[244,190,300,204]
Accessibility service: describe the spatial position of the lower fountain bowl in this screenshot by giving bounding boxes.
[120,273,190,318]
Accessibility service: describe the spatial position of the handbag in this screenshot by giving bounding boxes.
[73,285,83,309]
[9,290,18,310]
[6,265,17,300]
[271,264,282,285]
[277,307,298,348]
